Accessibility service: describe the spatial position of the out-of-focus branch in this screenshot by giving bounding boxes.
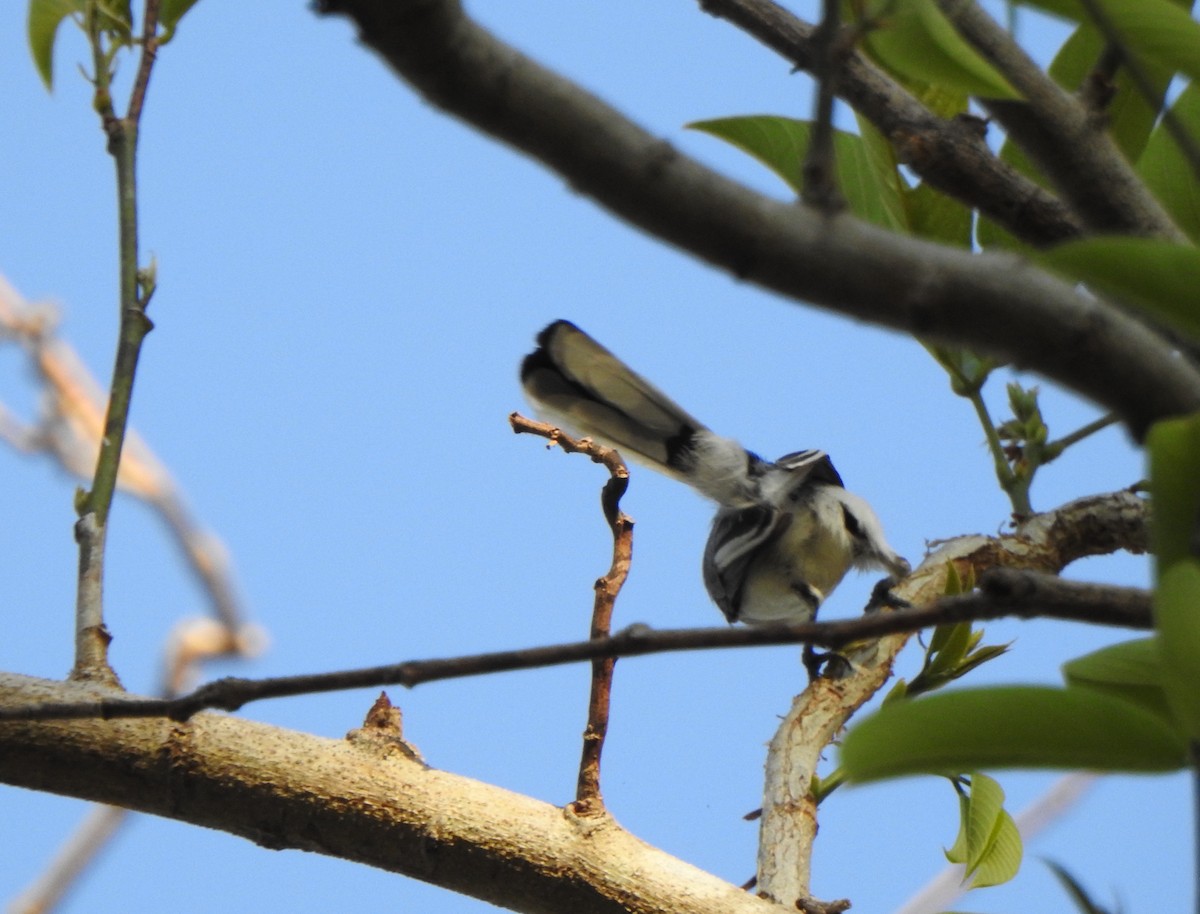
[1076,0,1200,184]
[314,0,1200,437]
[800,0,844,212]
[7,804,126,914]
[2,271,268,912]
[754,487,1148,907]
[0,277,251,634]
[697,0,1082,245]
[932,0,1184,240]
[6,615,265,914]
[894,772,1098,914]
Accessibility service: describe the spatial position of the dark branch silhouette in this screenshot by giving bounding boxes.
[0,567,1150,724]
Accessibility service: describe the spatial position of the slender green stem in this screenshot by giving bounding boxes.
[812,767,845,804]
[1047,412,1119,453]
[85,122,153,528]
[72,0,161,681]
[966,388,1031,515]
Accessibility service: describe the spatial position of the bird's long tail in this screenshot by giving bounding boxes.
[520,320,757,506]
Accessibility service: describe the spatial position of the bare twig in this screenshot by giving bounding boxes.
[314,0,1200,436]
[510,414,635,814]
[0,529,1153,724]
[127,0,162,122]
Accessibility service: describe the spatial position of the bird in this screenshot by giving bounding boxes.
[520,319,910,625]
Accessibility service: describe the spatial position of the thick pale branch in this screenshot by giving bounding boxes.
[0,674,776,914]
[697,0,1082,245]
[314,0,1200,434]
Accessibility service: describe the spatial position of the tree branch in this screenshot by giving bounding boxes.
[508,415,635,814]
[932,0,1184,239]
[1076,0,1200,184]
[313,0,1200,436]
[0,489,1149,725]
[800,0,844,212]
[0,673,778,914]
[753,485,1147,906]
[697,0,1083,246]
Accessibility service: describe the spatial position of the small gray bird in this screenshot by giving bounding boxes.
[520,320,910,625]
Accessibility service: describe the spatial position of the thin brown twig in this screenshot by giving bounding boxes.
[510,414,633,814]
[0,568,1153,724]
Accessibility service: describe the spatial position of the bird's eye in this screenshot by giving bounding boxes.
[841,504,865,539]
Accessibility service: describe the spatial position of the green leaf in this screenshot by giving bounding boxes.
[1044,859,1117,914]
[907,181,972,247]
[1097,0,1200,86]
[27,0,84,89]
[687,115,907,231]
[98,0,133,38]
[1138,81,1200,243]
[945,787,971,863]
[955,642,1011,678]
[160,0,203,39]
[969,804,1022,887]
[1062,637,1174,723]
[962,773,1004,873]
[859,0,1021,99]
[1038,238,1200,344]
[926,345,997,395]
[1064,637,1162,688]
[944,559,967,596]
[1147,413,1200,574]
[1014,0,1200,76]
[1156,560,1200,739]
[944,774,1023,887]
[927,621,973,675]
[840,685,1187,780]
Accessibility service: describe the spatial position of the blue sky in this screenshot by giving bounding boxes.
[0,2,1188,912]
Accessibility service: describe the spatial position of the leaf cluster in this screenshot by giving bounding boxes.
[28,0,200,88]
